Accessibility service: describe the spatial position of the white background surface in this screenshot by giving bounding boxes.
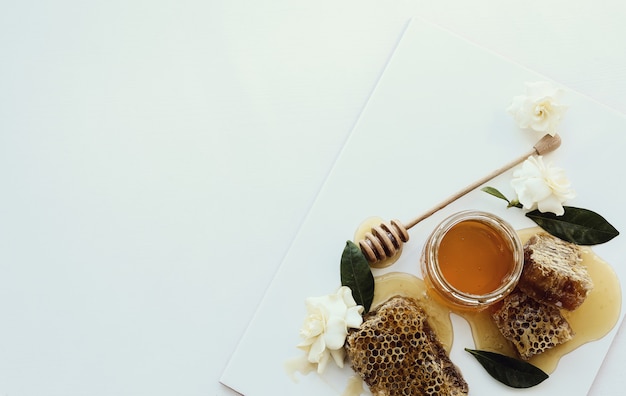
[1,1,625,395]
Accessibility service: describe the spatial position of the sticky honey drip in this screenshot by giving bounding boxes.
[371,227,620,374]
[338,273,455,395]
[372,272,454,352]
[460,227,622,373]
[338,226,619,396]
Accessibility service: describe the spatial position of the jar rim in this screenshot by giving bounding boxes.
[421,210,524,309]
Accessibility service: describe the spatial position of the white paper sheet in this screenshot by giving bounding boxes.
[221,18,626,395]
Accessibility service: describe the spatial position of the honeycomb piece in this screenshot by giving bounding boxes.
[492,290,574,360]
[520,232,592,310]
[345,296,468,396]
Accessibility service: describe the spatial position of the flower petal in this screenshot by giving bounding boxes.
[338,286,357,307]
[299,313,324,339]
[330,348,346,368]
[508,81,567,134]
[345,306,364,329]
[324,316,347,350]
[296,286,366,373]
[524,178,552,201]
[316,349,331,374]
[537,195,566,215]
[510,155,574,216]
[308,335,326,360]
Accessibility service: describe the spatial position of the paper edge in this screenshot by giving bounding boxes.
[218,16,413,394]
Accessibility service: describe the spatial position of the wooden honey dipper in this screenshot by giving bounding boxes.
[359,133,562,263]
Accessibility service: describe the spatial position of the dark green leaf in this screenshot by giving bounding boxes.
[465,348,549,388]
[340,241,374,313]
[526,206,620,245]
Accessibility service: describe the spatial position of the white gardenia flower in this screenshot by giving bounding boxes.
[507,81,567,136]
[297,286,364,373]
[511,155,575,216]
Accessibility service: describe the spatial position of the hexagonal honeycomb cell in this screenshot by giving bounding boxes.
[492,290,574,360]
[520,232,592,311]
[345,296,468,396]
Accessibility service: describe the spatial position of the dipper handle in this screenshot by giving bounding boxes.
[360,134,561,263]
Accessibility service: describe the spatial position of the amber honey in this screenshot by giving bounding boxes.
[421,211,523,310]
[438,220,515,294]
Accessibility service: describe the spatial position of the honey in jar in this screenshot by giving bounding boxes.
[421,211,523,310]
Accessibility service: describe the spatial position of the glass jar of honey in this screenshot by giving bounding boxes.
[421,210,523,310]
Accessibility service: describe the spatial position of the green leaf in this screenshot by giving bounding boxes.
[481,186,511,204]
[481,186,522,208]
[526,206,620,245]
[340,241,374,313]
[465,348,549,388]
